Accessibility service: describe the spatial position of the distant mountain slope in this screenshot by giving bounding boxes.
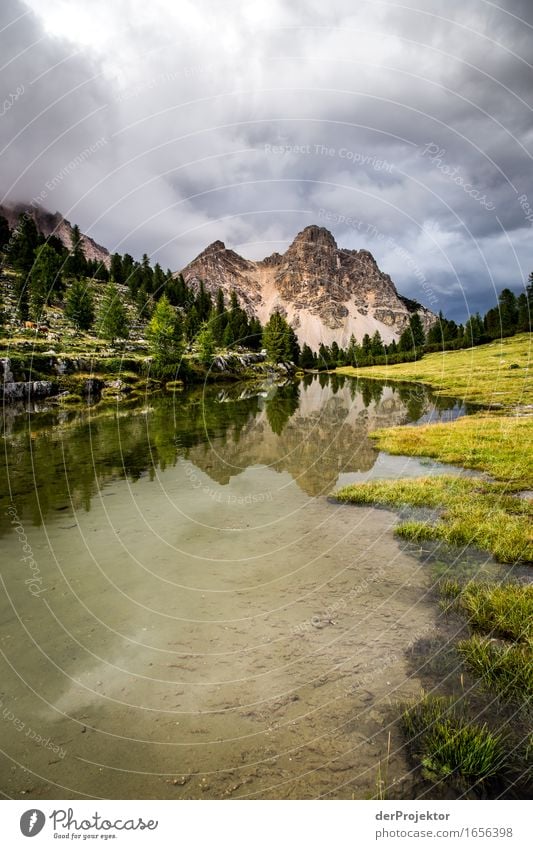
[178,225,435,348]
[0,202,110,267]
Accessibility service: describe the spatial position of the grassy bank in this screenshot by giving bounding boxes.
[401,579,532,795]
[335,333,532,796]
[367,414,532,487]
[337,333,532,408]
[336,476,532,563]
[335,334,532,562]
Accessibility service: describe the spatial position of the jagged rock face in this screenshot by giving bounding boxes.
[179,225,435,348]
[0,203,110,267]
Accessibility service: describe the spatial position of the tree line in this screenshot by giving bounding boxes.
[1,211,531,371]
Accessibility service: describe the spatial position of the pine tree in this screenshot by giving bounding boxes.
[516,292,531,332]
[346,334,357,366]
[121,253,134,285]
[370,330,384,356]
[97,282,129,345]
[141,253,153,293]
[152,263,165,297]
[409,312,426,347]
[287,324,300,363]
[498,288,518,335]
[248,317,263,350]
[110,253,124,284]
[399,313,425,352]
[196,322,216,365]
[185,305,200,341]
[65,224,87,278]
[299,343,315,369]
[464,313,483,346]
[147,294,183,369]
[29,244,63,319]
[195,281,212,321]
[65,279,95,330]
[362,334,372,354]
[11,214,39,275]
[262,311,292,362]
[483,306,500,339]
[0,215,11,256]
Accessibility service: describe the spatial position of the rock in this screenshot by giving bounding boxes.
[0,358,15,382]
[81,378,104,398]
[2,380,55,402]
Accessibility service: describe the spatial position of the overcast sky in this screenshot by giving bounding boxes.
[1,0,532,320]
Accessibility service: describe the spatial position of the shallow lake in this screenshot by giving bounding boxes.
[0,374,499,799]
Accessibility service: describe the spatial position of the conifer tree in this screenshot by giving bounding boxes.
[97,282,129,345]
[65,279,95,330]
[29,244,63,319]
[262,311,292,362]
[147,294,183,369]
[196,321,216,365]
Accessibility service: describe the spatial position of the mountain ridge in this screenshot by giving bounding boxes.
[0,202,110,268]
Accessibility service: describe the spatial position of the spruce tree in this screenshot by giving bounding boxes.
[299,343,315,369]
[97,282,129,345]
[147,294,183,369]
[498,288,518,335]
[0,215,11,256]
[110,253,124,284]
[65,279,95,330]
[29,244,63,320]
[65,224,87,278]
[370,330,384,356]
[262,311,291,362]
[196,322,216,365]
[399,313,425,352]
[516,292,531,332]
[11,214,39,275]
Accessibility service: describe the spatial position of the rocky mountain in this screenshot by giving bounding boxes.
[0,203,110,267]
[179,225,435,348]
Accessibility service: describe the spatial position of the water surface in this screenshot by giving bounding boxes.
[0,375,492,799]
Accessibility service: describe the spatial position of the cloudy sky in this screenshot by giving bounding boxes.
[1,0,532,320]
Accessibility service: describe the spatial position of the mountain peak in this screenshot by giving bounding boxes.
[203,239,226,254]
[290,225,337,250]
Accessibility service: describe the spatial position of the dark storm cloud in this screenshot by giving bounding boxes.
[1,0,532,320]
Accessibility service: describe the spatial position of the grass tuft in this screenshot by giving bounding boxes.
[402,694,507,785]
[457,636,532,707]
[447,582,533,643]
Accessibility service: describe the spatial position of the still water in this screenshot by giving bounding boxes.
[0,375,487,799]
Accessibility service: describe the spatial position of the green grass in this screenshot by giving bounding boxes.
[402,695,507,785]
[367,415,533,488]
[337,333,532,408]
[335,476,533,563]
[440,581,533,643]
[438,581,533,706]
[457,637,532,707]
